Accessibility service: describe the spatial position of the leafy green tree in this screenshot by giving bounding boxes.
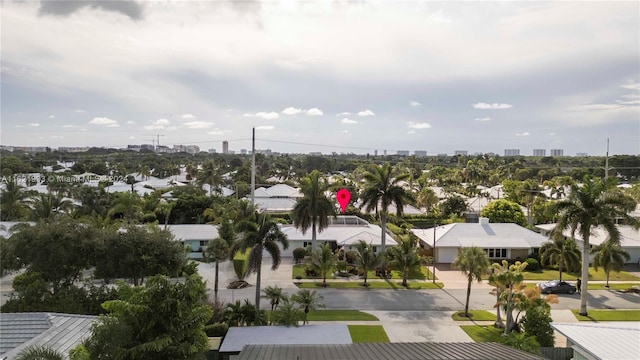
[309,243,337,286]
[9,219,97,294]
[27,192,74,221]
[108,192,143,224]
[539,235,581,281]
[1,234,20,275]
[270,299,301,326]
[521,305,554,348]
[492,260,528,334]
[502,332,540,355]
[206,238,230,302]
[386,237,424,287]
[438,195,469,218]
[590,240,630,287]
[224,299,267,327]
[479,199,526,226]
[233,212,289,311]
[291,289,324,325]
[354,240,380,285]
[360,163,412,258]
[416,187,439,213]
[15,346,65,360]
[85,274,212,359]
[452,247,491,317]
[553,176,638,315]
[94,225,186,286]
[291,170,336,251]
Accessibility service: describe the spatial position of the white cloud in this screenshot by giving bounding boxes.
[281,107,302,115]
[126,121,136,125]
[49,114,55,118]
[15,125,24,128]
[128,136,136,139]
[306,108,324,116]
[208,129,224,135]
[336,112,351,116]
[183,121,214,129]
[62,124,78,128]
[244,112,280,120]
[155,118,170,126]
[341,118,358,124]
[616,100,640,105]
[256,125,274,130]
[74,109,85,113]
[473,102,513,109]
[357,109,375,116]
[566,104,625,111]
[406,121,431,129]
[621,83,640,90]
[621,94,640,100]
[107,123,120,128]
[49,135,64,139]
[409,100,421,107]
[28,123,40,127]
[474,117,491,122]
[549,132,556,136]
[181,113,195,119]
[515,132,530,136]
[90,117,118,126]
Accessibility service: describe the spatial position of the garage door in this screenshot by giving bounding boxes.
[438,248,459,263]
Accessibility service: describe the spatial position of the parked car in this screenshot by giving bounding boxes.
[538,280,577,294]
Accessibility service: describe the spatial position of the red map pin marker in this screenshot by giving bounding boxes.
[337,188,350,213]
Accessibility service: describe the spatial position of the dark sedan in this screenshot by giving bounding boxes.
[538,280,577,294]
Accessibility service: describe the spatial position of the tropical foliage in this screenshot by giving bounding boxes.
[452,247,491,317]
[591,240,631,287]
[291,170,336,251]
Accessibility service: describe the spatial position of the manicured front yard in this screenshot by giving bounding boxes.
[452,310,497,321]
[460,325,503,342]
[348,325,390,343]
[571,309,640,321]
[295,281,444,289]
[586,283,640,290]
[522,268,639,281]
[292,264,436,280]
[306,310,378,321]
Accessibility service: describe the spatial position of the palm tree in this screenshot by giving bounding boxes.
[291,170,336,251]
[206,238,230,302]
[591,239,630,287]
[354,240,380,285]
[262,285,287,313]
[271,298,301,326]
[309,243,337,286]
[554,176,638,315]
[386,237,424,287]
[155,199,174,229]
[108,192,143,224]
[452,247,491,317]
[360,163,412,258]
[416,187,439,213]
[0,179,27,220]
[198,160,224,196]
[492,260,528,334]
[27,192,74,221]
[291,289,324,325]
[15,345,64,360]
[539,234,581,281]
[233,212,289,311]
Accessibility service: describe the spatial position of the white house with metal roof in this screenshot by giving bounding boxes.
[165,224,219,259]
[279,215,396,257]
[411,218,548,263]
[536,224,640,264]
[246,184,302,213]
[551,322,640,360]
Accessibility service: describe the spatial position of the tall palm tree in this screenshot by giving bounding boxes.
[360,163,412,257]
[539,234,581,281]
[233,212,289,311]
[452,246,490,317]
[108,192,143,224]
[262,285,287,312]
[386,237,424,287]
[554,176,638,315]
[354,240,380,285]
[27,192,74,221]
[0,179,27,220]
[591,239,630,287]
[15,345,64,360]
[309,243,337,286]
[291,289,324,325]
[198,160,224,196]
[291,170,336,251]
[206,238,230,303]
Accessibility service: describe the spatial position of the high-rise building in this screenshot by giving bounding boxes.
[533,149,546,156]
[222,141,229,154]
[504,149,520,156]
[576,152,588,157]
[397,150,410,156]
[454,150,468,156]
[414,150,427,157]
[550,149,564,156]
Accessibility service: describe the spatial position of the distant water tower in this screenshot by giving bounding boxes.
[222,141,229,154]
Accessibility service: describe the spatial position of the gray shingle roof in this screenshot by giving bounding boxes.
[0,313,96,359]
[236,342,546,360]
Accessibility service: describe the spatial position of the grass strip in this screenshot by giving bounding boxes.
[571,309,640,321]
[348,325,390,343]
[294,281,444,289]
[452,310,497,321]
[460,325,503,343]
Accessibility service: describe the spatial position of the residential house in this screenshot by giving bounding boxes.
[247,184,302,213]
[551,322,640,360]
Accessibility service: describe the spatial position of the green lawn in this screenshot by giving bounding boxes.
[295,281,444,289]
[571,309,640,321]
[460,325,503,343]
[452,310,497,321]
[586,283,640,290]
[306,310,378,321]
[522,268,639,281]
[348,325,390,343]
[292,264,436,280]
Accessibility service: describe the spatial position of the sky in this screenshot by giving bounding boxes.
[1,1,639,156]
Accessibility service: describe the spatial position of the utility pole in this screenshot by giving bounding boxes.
[156,133,165,152]
[605,138,610,179]
[433,223,437,284]
[250,127,256,208]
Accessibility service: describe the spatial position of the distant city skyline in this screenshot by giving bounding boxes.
[1,1,638,156]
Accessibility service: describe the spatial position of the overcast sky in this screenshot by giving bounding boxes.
[1,1,639,156]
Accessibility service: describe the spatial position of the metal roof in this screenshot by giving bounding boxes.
[236,342,546,360]
[281,218,397,247]
[166,224,219,241]
[536,224,640,248]
[411,223,548,249]
[551,322,640,360]
[219,324,352,354]
[0,312,96,359]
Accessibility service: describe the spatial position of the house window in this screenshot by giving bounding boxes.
[484,248,507,258]
[199,240,207,247]
[303,242,311,248]
[373,246,377,253]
